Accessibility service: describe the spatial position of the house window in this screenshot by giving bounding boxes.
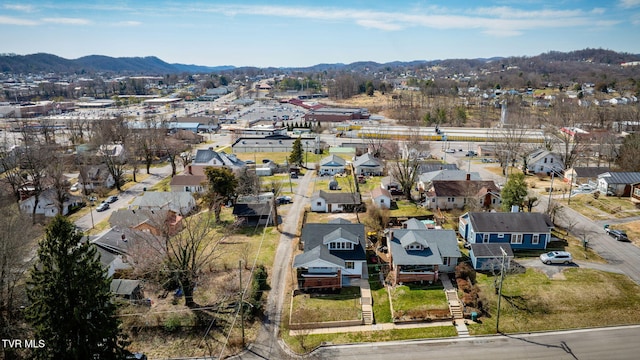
[329,243,336,249]
[185,186,190,192]
[316,202,321,206]
[511,234,523,244]
[345,261,355,269]
[544,158,547,163]
[532,234,540,244]
[483,234,489,243]
[550,158,553,163]
[498,233,504,238]
[448,197,455,202]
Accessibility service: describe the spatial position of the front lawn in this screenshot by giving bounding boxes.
[469,268,640,335]
[290,287,362,324]
[391,284,449,321]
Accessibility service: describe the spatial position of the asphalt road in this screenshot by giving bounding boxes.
[310,325,640,360]
[234,170,314,360]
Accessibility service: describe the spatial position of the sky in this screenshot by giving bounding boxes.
[1,0,640,68]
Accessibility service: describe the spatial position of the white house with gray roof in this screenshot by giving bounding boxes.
[129,191,196,215]
[526,149,564,174]
[191,148,246,170]
[311,190,361,213]
[353,153,384,176]
[597,171,640,197]
[319,155,347,175]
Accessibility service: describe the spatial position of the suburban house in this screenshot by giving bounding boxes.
[469,243,515,271]
[79,165,116,190]
[370,187,392,209]
[597,172,640,197]
[170,165,207,193]
[319,155,347,175]
[632,183,640,202]
[19,189,83,217]
[424,179,501,210]
[191,148,246,171]
[386,229,461,285]
[417,170,481,192]
[97,144,126,163]
[353,153,384,176]
[311,190,361,213]
[95,245,129,277]
[232,202,274,226]
[292,222,367,290]
[109,208,183,236]
[564,166,610,185]
[417,163,458,174]
[459,212,553,250]
[526,149,564,174]
[129,191,196,215]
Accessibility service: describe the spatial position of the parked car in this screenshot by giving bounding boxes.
[290,172,298,179]
[245,160,255,164]
[539,251,573,265]
[95,202,110,212]
[444,148,456,153]
[276,195,292,204]
[465,151,478,157]
[106,195,118,203]
[70,183,79,192]
[606,229,629,241]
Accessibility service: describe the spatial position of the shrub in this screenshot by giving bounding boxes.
[455,262,476,284]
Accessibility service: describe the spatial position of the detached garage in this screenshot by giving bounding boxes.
[469,243,514,271]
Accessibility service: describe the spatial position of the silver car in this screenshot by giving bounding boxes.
[540,251,573,265]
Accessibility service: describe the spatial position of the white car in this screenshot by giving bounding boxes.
[540,251,573,265]
[444,148,456,153]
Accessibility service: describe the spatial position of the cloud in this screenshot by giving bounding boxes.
[355,19,403,31]
[0,15,38,26]
[620,0,640,8]
[113,21,142,27]
[3,4,34,12]
[41,17,91,25]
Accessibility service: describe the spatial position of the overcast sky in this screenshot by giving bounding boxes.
[1,0,639,68]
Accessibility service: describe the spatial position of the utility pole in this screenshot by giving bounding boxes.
[496,246,508,333]
[239,260,245,348]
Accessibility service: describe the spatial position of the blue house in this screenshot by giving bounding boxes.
[459,212,553,250]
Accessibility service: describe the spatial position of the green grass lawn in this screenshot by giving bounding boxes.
[560,194,640,220]
[290,287,362,323]
[370,278,392,323]
[391,284,449,312]
[469,268,640,335]
[389,200,433,218]
[283,325,457,354]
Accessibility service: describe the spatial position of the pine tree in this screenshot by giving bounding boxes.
[289,137,303,166]
[501,173,529,212]
[25,215,129,360]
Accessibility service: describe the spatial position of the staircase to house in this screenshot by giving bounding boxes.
[446,290,464,319]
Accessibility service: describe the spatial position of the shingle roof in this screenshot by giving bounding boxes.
[313,190,361,205]
[293,245,345,268]
[388,229,460,266]
[193,148,245,168]
[403,218,426,230]
[300,223,366,261]
[419,170,481,183]
[418,163,458,173]
[469,243,514,258]
[431,180,499,197]
[572,167,610,179]
[353,153,382,168]
[328,218,352,224]
[371,187,391,199]
[109,209,170,229]
[232,203,272,217]
[468,212,552,233]
[170,174,207,186]
[320,154,346,166]
[110,279,141,296]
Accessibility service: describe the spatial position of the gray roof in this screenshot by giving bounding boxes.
[109,209,170,230]
[389,229,460,266]
[527,149,562,164]
[232,203,272,217]
[419,170,481,183]
[300,223,366,261]
[328,218,352,224]
[431,180,500,197]
[323,227,359,244]
[313,190,361,205]
[403,218,427,230]
[130,191,195,212]
[193,148,245,168]
[598,172,640,185]
[293,245,345,268]
[418,163,458,173]
[353,153,382,168]
[469,243,514,258]
[571,167,610,179]
[468,212,552,233]
[320,154,346,167]
[92,227,147,255]
[110,279,141,296]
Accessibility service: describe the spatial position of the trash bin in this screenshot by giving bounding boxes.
[143,187,147,191]
[471,312,478,321]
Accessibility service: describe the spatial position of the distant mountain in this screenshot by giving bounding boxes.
[0,49,638,76]
[0,53,234,75]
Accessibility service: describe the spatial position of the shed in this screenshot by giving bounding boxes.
[469,243,514,271]
[110,279,144,300]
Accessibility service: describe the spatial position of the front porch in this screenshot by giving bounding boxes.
[297,269,342,290]
[392,265,439,285]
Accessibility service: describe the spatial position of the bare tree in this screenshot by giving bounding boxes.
[19,127,53,224]
[92,116,129,191]
[0,204,39,344]
[388,144,419,201]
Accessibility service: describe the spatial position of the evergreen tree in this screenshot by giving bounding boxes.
[289,137,304,166]
[203,167,238,223]
[501,173,529,212]
[25,215,129,360]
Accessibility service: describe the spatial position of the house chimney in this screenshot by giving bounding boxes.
[466,173,471,181]
[188,165,192,175]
